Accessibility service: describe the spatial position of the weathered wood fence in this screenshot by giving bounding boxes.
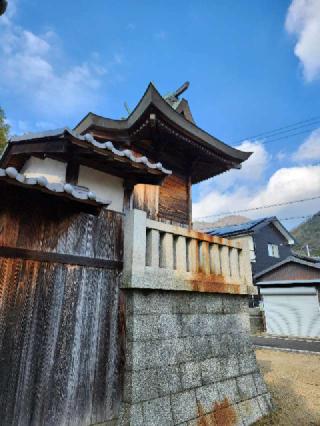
[0,188,124,426]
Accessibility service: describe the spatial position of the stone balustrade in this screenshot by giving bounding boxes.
[123,209,254,295]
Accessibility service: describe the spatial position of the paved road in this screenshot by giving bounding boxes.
[252,335,320,353]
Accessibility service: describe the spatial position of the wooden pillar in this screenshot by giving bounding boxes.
[123,181,135,212]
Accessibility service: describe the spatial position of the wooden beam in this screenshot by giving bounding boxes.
[0,246,123,270]
[66,159,80,185]
[123,181,135,212]
[10,140,69,155]
[187,174,192,229]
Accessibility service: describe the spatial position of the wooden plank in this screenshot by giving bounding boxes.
[0,189,125,425]
[0,191,124,261]
[158,174,189,225]
[133,184,159,220]
[0,259,123,425]
[0,246,123,269]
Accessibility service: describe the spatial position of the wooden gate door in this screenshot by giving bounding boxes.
[0,190,124,426]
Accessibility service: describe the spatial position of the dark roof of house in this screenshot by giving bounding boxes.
[291,253,320,264]
[255,255,320,281]
[74,83,251,183]
[0,128,172,185]
[207,218,266,237]
[207,216,295,245]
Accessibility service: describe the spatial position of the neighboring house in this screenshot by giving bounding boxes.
[207,217,295,278]
[255,255,320,338]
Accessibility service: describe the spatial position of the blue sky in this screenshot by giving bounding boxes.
[0,0,320,231]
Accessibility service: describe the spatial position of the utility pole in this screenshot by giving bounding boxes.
[305,244,311,257]
[0,0,8,16]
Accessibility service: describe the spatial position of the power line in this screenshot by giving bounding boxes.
[257,120,320,141]
[238,115,320,141]
[194,194,320,220]
[280,213,320,222]
[257,126,319,146]
[199,213,320,232]
[234,115,320,144]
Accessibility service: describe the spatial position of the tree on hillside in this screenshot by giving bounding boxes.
[0,107,10,153]
[292,213,320,257]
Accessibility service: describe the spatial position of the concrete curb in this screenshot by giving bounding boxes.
[254,345,320,356]
[253,334,320,343]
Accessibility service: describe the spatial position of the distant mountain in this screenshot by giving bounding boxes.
[292,212,320,257]
[193,215,250,232]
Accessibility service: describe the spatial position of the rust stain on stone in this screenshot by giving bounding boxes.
[190,272,226,284]
[188,274,241,294]
[212,398,238,426]
[197,398,238,426]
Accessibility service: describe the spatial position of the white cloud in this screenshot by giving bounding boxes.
[193,165,320,224]
[285,0,320,82]
[0,4,121,124]
[218,140,269,187]
[292,128,320,162]
[198,141,269,197]
[250,166,320,210]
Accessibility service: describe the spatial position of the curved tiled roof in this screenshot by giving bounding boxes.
[74,83,251,164]
[9,128,172,176]
[0,166,111,206]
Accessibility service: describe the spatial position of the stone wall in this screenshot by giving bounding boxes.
[119,290,272,425]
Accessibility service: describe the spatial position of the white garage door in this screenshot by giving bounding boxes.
[262,286,320,338]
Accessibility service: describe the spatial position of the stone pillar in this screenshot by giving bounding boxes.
[123,209,147,287]
[236,238,256,295]
[175,236,187,271]
[199,241,210,274]
[220,245,231,279]
[160,233,174,269]
[146,229,160,268]
[188,239,199,273]
[209,244,221,275]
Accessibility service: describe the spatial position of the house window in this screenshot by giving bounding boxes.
[268,243,279,258]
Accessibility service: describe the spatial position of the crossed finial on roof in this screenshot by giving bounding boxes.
[172,81,190,98]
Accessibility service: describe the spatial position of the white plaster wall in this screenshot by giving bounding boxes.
[78,165,124,212]
[21,156,67,183]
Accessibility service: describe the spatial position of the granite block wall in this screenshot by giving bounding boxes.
[119,290,272,426]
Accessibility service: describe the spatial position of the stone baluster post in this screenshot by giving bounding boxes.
[123,209,147,287]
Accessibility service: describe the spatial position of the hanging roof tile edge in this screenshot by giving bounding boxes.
[0,166,111,207]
